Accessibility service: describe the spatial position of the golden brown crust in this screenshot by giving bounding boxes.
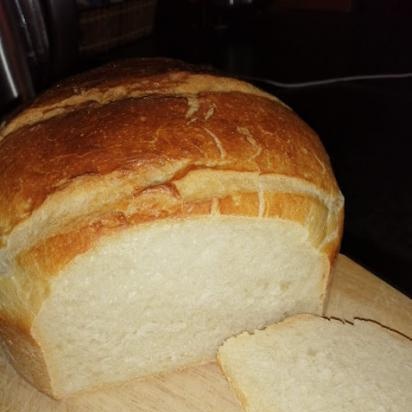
[0,59,199,137]
[32,58,202,107]
[0,90,339,241]
[0,58,277,140]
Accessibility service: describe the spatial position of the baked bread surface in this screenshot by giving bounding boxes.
[0,58,344,398]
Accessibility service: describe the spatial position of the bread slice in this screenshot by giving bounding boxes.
[218,314,412,412]
[0,59,343,398]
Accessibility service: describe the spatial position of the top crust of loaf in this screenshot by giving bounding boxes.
[0,58,279,140]
[0,58,341,243]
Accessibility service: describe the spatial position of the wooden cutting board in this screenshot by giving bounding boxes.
[1,254,411,412]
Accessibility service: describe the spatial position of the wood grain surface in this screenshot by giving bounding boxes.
[1,254,411,412]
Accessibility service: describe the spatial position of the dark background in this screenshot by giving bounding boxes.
[2,0,412,296]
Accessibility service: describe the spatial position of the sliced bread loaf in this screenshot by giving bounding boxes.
[0,59,343,399]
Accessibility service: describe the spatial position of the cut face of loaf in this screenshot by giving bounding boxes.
[218,315,412,412]
[0,58,344,398]
[33,218,328,397]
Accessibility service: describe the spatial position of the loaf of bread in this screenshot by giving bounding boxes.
[0,58,343,399]
[218,314,412,412]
